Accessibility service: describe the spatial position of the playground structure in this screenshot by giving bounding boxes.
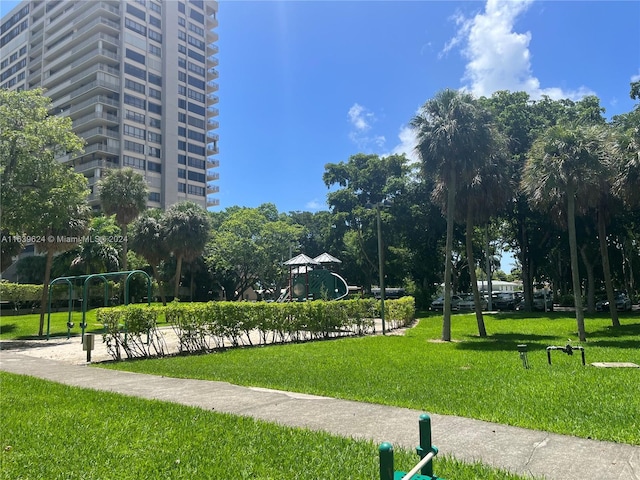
[379,414,444,480]
[278,253,349,302]
[46,270,152,340]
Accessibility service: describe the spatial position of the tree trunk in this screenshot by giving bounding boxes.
[151,264,167,306]
[442,166,457,342]
[567,195,586,342]
[173,254,183,299]
[38,248,55,337]
[484,225,493,310]
[597,213,619,327]
[579,244,596,314]
[467,212,486,336]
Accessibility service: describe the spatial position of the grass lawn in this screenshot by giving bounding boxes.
[0,372,532,480]
[100,312,640,445]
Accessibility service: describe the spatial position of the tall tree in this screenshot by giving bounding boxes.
[0,88,91,335]
[129,209,170,305]
[411,89,497,341]
[163,201,210,299]
[98,167,148,272]
[522,125,607,341]
[71,215,121,274]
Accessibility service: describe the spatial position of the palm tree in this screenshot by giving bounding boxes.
[98,167,148,272]
[411,89,498,341]
[163,201,210,299]
[71,215,121,274]
[522,125,606,342]
[129,209,169,305]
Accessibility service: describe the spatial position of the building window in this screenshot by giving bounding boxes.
[178,182,186,193]
[188,22,204,36]
[188,185,205,196]
[150,2,161,14]
[149,16,161,28]
[178,154,187,165]
[178,2,185,13]
[148,29,162,43]
[188,157,206,169]
[178,99,187,109]
[188,75,205,90]
[178,113,187,123]
[124,93,146,109]
[187,49,205,63]
[178,58,187,69]
[178,71,187,82]
[178,141,187,151]
[187,89,205,103]
[178,126,187,137]
[125,78,145,94]
[148,132,162,144]
[178,30,187,41]
[126,4,145,21]
[148,73,162,86]
[125,18,146,36]
[189,9,204,24]
[149,117,161,128]
[125,48,146,65]
[188,171,206,183]
[126,109,146,124]
[148,161,162,173]
[178,85,187,95]
[149,87,161,100]
[148,102,162,115]
[124,124,146,140]
[187,102,205,116]
[148,147,161,158]
[188,130,205,142]
[178,44,187,54]
[188,144,205,156]
[187,115,205,129]
[149,192,161,202]
[149,44,161,57]
[124,62,146,80]
[178,168,186,179]
[123,155,145,170]
[124,140,145,154]
[188,62,205,77]
[187,35,205,51]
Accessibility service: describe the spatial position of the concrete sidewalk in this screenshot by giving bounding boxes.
[1,349,638,479]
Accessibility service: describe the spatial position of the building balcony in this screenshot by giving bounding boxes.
[208,94,219,104]
[208,44,219,55]
[207,132,219,141]
[207,159,220,168]
[207,185,220,194]
[73,111,119,129]
[78,126,120,142]
[207,143,219,155]
[67,94,120,116]
[207,172,220,181]
[207,197,220,207]
[207,106,219,116]
[208,119,219,129]
[69,77,121,101]
[208,68,219,79]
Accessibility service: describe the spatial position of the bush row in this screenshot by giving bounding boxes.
[96,297,415,360]
[0,281,123,311]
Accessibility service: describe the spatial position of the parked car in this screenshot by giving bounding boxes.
[457,294,488,311]
[533,292,554,311]
[596,292,632,312]
[493,292,518,310]
[430,295,463,311]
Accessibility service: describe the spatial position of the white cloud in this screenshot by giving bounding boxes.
[632,69,640,82]
[449,0,593,100]
[347,103,385,150]
[305,199,325,211]
[386,125,420,164]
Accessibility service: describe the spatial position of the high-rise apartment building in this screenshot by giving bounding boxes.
[0,0,219,209]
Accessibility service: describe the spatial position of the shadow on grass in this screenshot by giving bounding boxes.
[455,333,557,352]
[0,323,17,335]
[586,339,640,349]
[587,322,640,338]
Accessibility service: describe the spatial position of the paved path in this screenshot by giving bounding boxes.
[1,345,639,479]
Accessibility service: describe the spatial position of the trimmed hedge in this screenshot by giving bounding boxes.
[96,297,415,360]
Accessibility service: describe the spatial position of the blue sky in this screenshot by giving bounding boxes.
[2,0,639,216]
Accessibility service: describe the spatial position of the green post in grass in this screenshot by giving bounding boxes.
[417,413,434,477]
[378,442,394,480]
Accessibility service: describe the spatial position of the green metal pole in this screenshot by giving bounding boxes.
[418,413,434,477]
[376,205,386,335]
[379,442,394,480]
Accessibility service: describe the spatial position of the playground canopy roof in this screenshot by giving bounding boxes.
[283,253,319,266]
[313,252,342,264]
